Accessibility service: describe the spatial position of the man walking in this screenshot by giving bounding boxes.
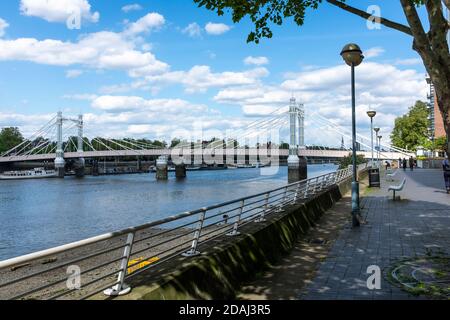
[402,158,407,171]
[443,155,450,194]
[409,156,414,171]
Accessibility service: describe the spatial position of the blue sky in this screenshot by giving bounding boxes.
[0,0,433,147]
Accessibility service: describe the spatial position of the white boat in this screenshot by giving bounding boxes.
[0,168,57,180]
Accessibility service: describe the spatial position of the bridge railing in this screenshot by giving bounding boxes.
[0,164,367,300]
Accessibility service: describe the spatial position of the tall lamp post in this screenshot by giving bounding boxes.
[378,135,383,167]
[367,111,376,167]
[341,43,364,228]
[374,127,380,167]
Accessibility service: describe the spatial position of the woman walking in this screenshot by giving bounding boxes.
[402,158,407,171]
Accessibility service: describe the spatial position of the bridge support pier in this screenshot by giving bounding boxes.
[74,158,85,177]
[288,155,307,184]
[175,163,186,179]
[156,156,168,180]
[55,111,65,178]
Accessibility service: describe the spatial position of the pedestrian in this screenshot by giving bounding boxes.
[398,157,402,168]
[409,156,414,171]
[443,155,450,194]
[402,158,407,171]
[385,161,391,171]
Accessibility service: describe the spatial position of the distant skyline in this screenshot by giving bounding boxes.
[0,0,431,147]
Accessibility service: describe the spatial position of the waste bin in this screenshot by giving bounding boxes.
[369,168,380,187]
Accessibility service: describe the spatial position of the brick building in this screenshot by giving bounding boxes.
[426,77,446,139]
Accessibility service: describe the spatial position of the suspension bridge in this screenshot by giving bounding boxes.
[0,97,414,179]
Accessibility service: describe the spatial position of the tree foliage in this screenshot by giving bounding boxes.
[390,101,430,151]
[338,153,366,169]
[0,127,24,154]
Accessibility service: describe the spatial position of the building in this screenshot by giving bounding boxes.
[426,77,446,140]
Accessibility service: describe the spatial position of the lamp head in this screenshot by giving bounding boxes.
[367,110,376,118]
[373,127,380,134]
[340,43,364,67]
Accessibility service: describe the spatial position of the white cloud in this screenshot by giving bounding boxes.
[91,95,208,113]
[395,58,422,66]
[145,65,270,93]
[244,56,269,66]
[20,0,99,24]
[65,69,83,78]
[123,12,165,36]
[205,22,231,35]
[364,47,385,59]
[0,18,9,37]
[0,30,169,76]
[182,22,202,38]
[122,4,143,13]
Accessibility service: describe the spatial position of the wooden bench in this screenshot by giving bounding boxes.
[386,169,398,181]
[388,178,406,200]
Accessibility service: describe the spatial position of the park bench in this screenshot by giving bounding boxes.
[386,169,398,181]
[388,178,406,200]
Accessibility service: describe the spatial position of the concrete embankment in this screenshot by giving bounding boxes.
[110,172,363,300]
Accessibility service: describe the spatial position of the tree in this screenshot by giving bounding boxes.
[0,127,24,154]
[338,153,366,169]
[391,101,430,150]
[193,0,450,153]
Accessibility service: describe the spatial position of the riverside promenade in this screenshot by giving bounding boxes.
[238,168,450,300]
[301,168,450,300]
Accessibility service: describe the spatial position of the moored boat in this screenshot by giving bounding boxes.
[0,168,57,180]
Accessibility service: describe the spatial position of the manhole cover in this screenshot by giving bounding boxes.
[388,255,450,299]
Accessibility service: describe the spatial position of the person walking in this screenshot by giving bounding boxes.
[402,158,407,171]
[409,156,414,171]
[443,155,450,194]
[398,157,402,168]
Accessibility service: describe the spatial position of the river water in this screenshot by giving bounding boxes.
[0,164,337,260]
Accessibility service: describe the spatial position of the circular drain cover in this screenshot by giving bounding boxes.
[388,255,450,299]
[307,238,328,245]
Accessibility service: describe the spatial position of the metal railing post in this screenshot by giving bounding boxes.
[294,182,300,202]
[103,232,134,296]
[227,200,244,236]
[276,186,288,212]
[182,209,207,257]
[303,180,309,199]
[255,192,269,222]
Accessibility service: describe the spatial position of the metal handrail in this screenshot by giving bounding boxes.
[0,164,367,300]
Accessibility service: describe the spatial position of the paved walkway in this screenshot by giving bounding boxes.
[301,168,450,300]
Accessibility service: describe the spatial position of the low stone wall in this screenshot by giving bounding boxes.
[110,175,359,300]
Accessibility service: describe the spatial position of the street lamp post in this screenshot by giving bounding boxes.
[341,43,364,228]
[367,111,376,167]
[374,127,380,167]
[378,135,383,167]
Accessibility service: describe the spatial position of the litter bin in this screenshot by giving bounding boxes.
[369,168,380,187]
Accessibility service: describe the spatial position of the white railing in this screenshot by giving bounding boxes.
[0,164,367,300]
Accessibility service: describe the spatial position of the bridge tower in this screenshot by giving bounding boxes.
[288,97,307,183]
[75,114,85,177]
[297,102,305,148]
[54,111,65,178]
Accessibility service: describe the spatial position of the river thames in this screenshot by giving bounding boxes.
[0,164,337,260]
